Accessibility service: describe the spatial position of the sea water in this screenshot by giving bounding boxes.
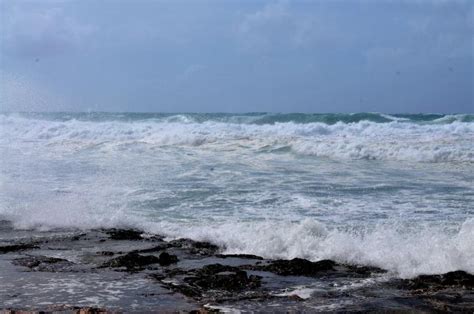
[0,112,472,278]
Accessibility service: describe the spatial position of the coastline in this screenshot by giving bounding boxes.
[1,221,472,313]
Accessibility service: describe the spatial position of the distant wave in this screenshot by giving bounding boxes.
[1,113,473,162]
[4,112,474,124]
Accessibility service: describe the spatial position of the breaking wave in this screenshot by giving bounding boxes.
[155,218,474,279]
[2,202,473,278]
[1,113,473,162]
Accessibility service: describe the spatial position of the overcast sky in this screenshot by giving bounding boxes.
[1,0,472,113]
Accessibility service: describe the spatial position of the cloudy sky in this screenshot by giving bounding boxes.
[1,0,472,113]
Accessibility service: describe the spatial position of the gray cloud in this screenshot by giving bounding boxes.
[0,0,472,113]
[237,1,309,52]
[3,5,94,58]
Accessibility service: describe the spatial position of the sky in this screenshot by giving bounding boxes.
[0,0,472,113]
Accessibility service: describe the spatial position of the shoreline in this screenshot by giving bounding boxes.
[0,222,473,312]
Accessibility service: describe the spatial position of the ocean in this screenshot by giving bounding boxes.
[1,112,473,281]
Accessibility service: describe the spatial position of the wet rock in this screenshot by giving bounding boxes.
[163,267,188,277]
[170,283,203,299]
[12,256,74,272]
[216,253,264,260]
[70,233,88,241]
[251,258,336,276]
[45,305,109,313]
[189,309,219,314]
[156,263,263,301]
[402,271,474,291]
[418,291,474,312]
[105,229,143,240]
[143,235,166,242]
[287,294,305,301]
[101,252,160,270]
[132,243,169,254]
[72,306,108,314]
[97,251,115,256]
[1,306,109,313]
[0,243,38,254]
[342,264,387,277]
[186,264,261,292]
[148,267,188,282]
[158,252,178,266]
[6,226,474,312]
[168,238,219,256]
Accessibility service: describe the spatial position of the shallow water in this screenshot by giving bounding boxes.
[0,112,473,278]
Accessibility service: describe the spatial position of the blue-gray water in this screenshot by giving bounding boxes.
[0,112,473,278]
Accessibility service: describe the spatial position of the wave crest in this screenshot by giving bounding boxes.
[1,114,473,162]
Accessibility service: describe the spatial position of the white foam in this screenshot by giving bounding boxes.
[151,218,474,279]
[204,304,241,313]
[432,114,471,124]
[1,115,473,162]
[1,183,472,278]
[379,113,410,122]
[273,286,316,299]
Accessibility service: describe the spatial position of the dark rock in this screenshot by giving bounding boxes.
[101,252,159,270]
[194,263,240,276]
[97,251,115,256]
[186,264,261,292]
[132,243,169,254]
[70,233,87,241]
[13,256,67,268]
[216,253,264,260]
[105,229,143,240]
[44,305,108,313]
[156,263,263,301]
[189,309,218,314]
[251,258,336,276]
[3,225,474,312]
[168,238,219,255]
[402,271,474,291]
[417,291,474,312]
[149,273,166,281]
[342,264,387,277]
[163,267,188,277]
[72,307,108,314]
[46,246,69,251]
[288,294,305,301]
[0,243,38,254]
[149,267,187,281]
[158,252,178,266]
[170,283,203,298]
[12,256,74,272]
[144,235,166,242]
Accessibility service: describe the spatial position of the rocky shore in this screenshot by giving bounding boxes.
[0,221,473,313]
